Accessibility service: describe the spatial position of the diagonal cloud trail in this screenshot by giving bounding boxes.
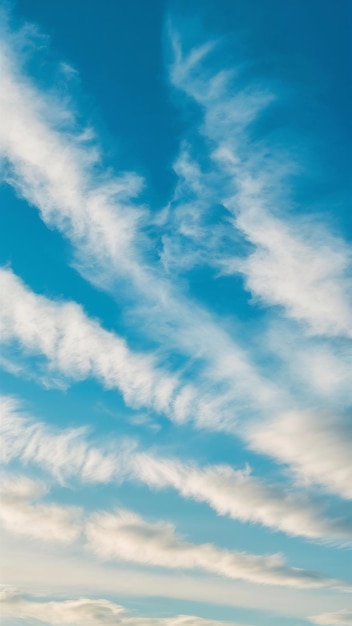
[85,507,351,591]
[1,472,350,592]
[0,586,246,626]
[0,267,276,431]
[169,32,352,340]
[309,610,352,625]
[0,27,291,433]
[2,266,352,503]
[0,267,182,419]
[1,395,352,544]
[0,474,82,544]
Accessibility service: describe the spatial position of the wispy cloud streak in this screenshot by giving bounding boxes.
[245,410,352,500]
[2,396,351,543]
[309,610,352,625]
[0,587,241,626]
[0,266,284,431]
[85,508,349,590]
[0,474,81,543]
[169,32,352,339]
[0,268,182,417]
[0,12,351,620]
[1,470,349,591]
[0,26,289,434]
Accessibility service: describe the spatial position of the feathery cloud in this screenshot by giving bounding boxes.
[0,267,181,416]
[2,468,346,594]
[245,410,352,500]
[0,29,145,280]
[2,395,351,544]
[85,508,348,590]
[134,453,352,543]
[169,36,352,339]
[0,395,132,483]
[0,266,292,436]
[0,29,289,434]
[3,471,343,592]
[0,474,81,543]
[309,610,352,625]
[0,14,351,623]
[0,587,240,626]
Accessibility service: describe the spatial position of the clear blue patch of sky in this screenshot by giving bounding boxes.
[0,184,128,331]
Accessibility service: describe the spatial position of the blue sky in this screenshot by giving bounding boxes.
[0,1,351,625]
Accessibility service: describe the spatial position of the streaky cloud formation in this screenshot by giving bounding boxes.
[134,453,352,543]
[0,395,132,483]
[2,395,352,544]
[0,587,241,626]
[0,267,181,417]
[0,27,289,434]
[0,3,351,624]
[85,507,348,590]
[0,26,145,278]
[309,610,352,625]
[2,266,352,509]
[0,472,328,593]
[169,33,352,339]
[2,470,344,592]
[261,322,352,407]
[245,410,352,500]
[0,266,276,432]
[0,474,81,544]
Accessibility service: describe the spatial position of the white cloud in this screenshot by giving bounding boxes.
[0,14,351,626]
[0,267,182,416]
[0,472,47,499]
[170,38,352,339]
[0,474,81,543]
[0,395,132,483]
[0,31,145,280]
[2,395,351,544]
[3,543,352,621]
[85,508,347,590]
[159,145,237,275]
[3,468,345,594]
[0,266,268,433]
[309,610,352,625]
[0,588,240,626]
[164,35,352,510]
[0,267,289,434]
[228,195,352,339]
[1,18,351,452]
[0,27,291,435]
[133,454,352,543]
[261,322,352,406]
[245,410,352,500]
